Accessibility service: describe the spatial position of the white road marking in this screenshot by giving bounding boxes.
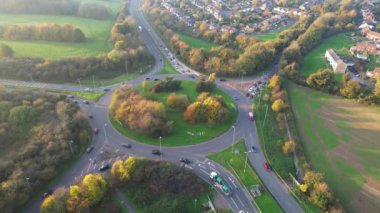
[236,195,244,207]
[197,163,206,169]
[228,177,238,188]
[184,164,193,170]
[208,161,216,167]
[86,163,92,173]
[200,168,209,175]
[230,197,239,209]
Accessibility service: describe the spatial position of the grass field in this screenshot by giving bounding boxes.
[253,87,296,178]
[208,140,283,213]
[177,32,217,51]
[0,0,122,59]
[299,33,354,76]
[110,80,237,146]
[288,82,380,212]
[366,54,380,70]
[158,57,177,74]
[255,24,292,41]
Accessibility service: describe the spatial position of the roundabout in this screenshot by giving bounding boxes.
[109,80,238,147]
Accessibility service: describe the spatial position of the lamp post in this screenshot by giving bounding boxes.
[67,140,74,155]
[231,125,235,153]
[159,136,162,160]
[244,150,253,173]
[77,78,82,91]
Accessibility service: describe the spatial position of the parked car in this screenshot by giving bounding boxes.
[86,146,94,153]
[252,146,257,153]
[154,78,160,81]
[122,144,132,149]
[152,149,161,155]
[103,88,110,92]
[88,114,93,119]
[220,79,227,82]
[145,77,150,80]
[179,158,191,164]
[263,162,271,171]
[99,164,110,172]
[93,128,99,135]
[83,100,89,104]
[69,95,74,98]
[233,96,239,101]
[42,189,53,198]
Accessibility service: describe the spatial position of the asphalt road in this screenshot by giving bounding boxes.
[21,0,304,212]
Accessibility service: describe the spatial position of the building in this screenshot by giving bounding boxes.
[350,41,380,55]
[366,67,380,78]
[325,49,347,73]
[362,27,380,42]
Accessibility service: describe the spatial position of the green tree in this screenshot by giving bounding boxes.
[0,44,14,58]
[40,195,65,213]
[8,105,35,125]
[306,69,335,90]
[0,101,12,121]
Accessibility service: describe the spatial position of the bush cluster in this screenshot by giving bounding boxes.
[151,77,181,93]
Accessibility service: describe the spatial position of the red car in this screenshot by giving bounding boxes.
[93,128,99,135]
[263,162,271,171]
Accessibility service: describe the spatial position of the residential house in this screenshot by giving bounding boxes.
[362,27,380,42]
[366,67,380,78]
[350,41,379,55]
[325,49,347,73]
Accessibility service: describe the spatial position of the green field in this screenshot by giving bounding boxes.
[366,54,380,70]
[177,32,217,50]
[255,25,292,41]
[0,0,122,59]
[208,140,283,213]
[288,82,380,212]
[110,80,237,146]
[300,33,354,76]
[158,57,177,74]
[253,87,296,178]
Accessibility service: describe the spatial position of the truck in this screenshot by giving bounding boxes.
[210,172,232,196]
[248,111,254,121]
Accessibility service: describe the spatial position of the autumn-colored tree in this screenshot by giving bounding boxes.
[271,99,287,113]
[375,76,380,97]
[166,93,189,109]
[142,80,148,92]
[41,195,65,213]
[268,75,280,89]
[282,140,296,155]
[208,73,216,83]
[309,182,333,210]
[82,174,107,205]
[340,80,362,99]
[303,170,323,190]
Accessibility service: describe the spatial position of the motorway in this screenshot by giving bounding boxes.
[22,0,304,212]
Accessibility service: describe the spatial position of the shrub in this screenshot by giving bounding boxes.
[166,93,189,109]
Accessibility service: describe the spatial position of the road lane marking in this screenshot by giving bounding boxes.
[207,161,216,168]
[197,163,206,169]
[86,163,92,173]
[228,177,238,188]
[230,197,239,209]
[200,168,209,176]
[236,195,244,207]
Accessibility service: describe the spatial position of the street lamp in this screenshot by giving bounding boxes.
[77,78,82,91]
[67,140,74,155]
[159,136,162,160]
[231,125,235,153]
[244,150,253,173]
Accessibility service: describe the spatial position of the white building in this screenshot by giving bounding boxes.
[325,49,347,73]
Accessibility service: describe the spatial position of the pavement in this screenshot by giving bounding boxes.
[17,0,305,212]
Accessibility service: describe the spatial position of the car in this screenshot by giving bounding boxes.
[103,88,110,92]
[122,144,132,149]
[179,158,191,164]
[84,88,92,92]
[99,164,110,172]
[154,78,160,81]
[190,74,195,79]
[145,77,150,80]
[152,149,161,155]
[233,96,239,101]
[69,95,74,98]
[220,79,227,82]
[42,189,53,198]
[93,128,99,135]
[263,162,271,171]
[252,146,257,153]
[74,100,78,104]
[88,114,93,119]
[86,146,94,153]
[83,100,89,104]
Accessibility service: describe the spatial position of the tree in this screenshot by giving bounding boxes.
[8,105,35,125]
[303,171,323,189]
[82,174,107,205]
[340,80,362,98]
[41,195,65,213]
[306,69,335,90]
[166,93,189,109]
[268,75,280,89]
[0,44,14,58]
[375,76,380,97]
[271,99,287,113]
[309,182,333,210]
[282,140,296,155]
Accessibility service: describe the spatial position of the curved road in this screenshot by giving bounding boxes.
[22,0,304,212]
